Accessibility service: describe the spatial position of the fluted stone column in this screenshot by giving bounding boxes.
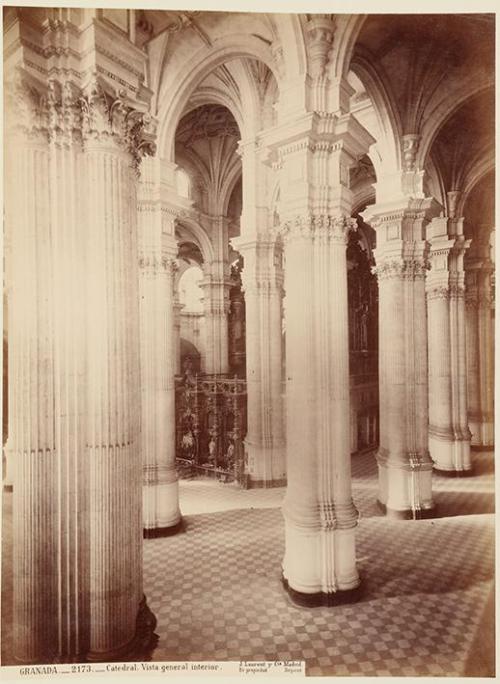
[363,198,439,518]
[465,257,495,447]
[232,236,286,487]
[173,296,184,376]
[138,160,181,536]
[199,214,230,375]
[201,273,231,375]
[465,268,481,444]
[264,111,373,603]
[477,267,495,446]
[3,250,14,490]
[5,66,156,662]
[426,215,471,473]
[5,79,83,663]
[83,80,156,661]
[281,215,359,602]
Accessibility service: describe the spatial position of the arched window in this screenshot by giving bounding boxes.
[179,265,203,312]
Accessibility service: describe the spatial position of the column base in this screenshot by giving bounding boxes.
[377,452,434,515]
[469,420,494,448]
[429,434,472,473]
[143,519,184,538]
[282,575,363,607]
[244,441,286,488]
[376,499,435,520]
[282,516,360,596]
[86,596,158,663]
[142,479,181,532]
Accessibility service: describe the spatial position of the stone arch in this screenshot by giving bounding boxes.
[350,54,402,178]
[176,216,215,267]
[182,88,244,136]
[271,13,308,79]
[329,14,367,80]
[157,35,279,160]
[458,157,495,219]
[221,166,242,219]
[418,81,495,170]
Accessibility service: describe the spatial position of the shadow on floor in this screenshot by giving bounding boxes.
[431,490,495,518]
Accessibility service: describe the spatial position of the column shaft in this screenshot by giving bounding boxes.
[477,271,495,445]
[282,216,359,599]
[235,238,286,487]
[85,143,143,659]
[7,115,89,661]
[427,228,471,473]
[139,241,181,535]
[202,276,230,374]
[364,198,437,517]
[465,273,481,443]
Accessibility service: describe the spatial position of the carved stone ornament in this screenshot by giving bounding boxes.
[281,214,357,243]
[426,285,450,301]
[305,15,335,79]
[4,70,156,169]
[80,77,157,167]
[4,75,49,143]
[372,258,430,281]
[139,254,178,276]
[401,134,420,172]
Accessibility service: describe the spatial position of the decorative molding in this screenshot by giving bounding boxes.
[401,133,420,173]
[426,286,450,301]
[449,284,465,299]
[176,104,239,148]
[139,255,177,275]
[305,15,335,79]
[281,214,356,243]
[372,259,429,281]
[80,77,156,167]
[5,72,156,168]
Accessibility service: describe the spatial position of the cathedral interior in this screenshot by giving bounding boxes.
[1,6,496,677]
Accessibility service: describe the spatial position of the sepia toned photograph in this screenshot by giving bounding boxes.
[1,2,496,679]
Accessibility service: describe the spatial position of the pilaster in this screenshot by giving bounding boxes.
[426,213,472,473]
[232,235,286,487]
[465,248,495,447]
[200,216,231,375]
[267,113,373,604]
[138,156,182,536]
[4,12,156,663]
[362,197,440,517]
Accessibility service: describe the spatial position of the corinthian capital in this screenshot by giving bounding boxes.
[80,77,157,168]
[4,73,48,143]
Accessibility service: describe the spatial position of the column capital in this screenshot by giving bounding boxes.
[4,69,157,172]
[260,110,375,167]
[372,258,430,281]
[362,196,442,231]
[280,214,357,244]
[5,10,156,169]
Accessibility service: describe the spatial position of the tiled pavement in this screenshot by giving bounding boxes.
[2,450,495,676]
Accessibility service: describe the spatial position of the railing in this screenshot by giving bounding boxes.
[175,374,248,486]
[176,355,379,485]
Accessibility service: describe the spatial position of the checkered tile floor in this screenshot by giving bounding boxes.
[2,450,495,676]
